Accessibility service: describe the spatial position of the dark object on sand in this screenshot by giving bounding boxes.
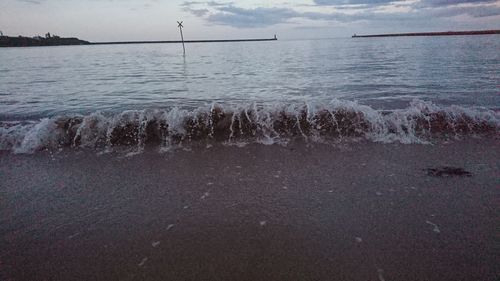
[425,167,472,177]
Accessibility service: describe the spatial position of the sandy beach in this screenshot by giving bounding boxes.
[1,138,498,281]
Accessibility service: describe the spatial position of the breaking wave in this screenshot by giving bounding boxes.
[1,99,498,154]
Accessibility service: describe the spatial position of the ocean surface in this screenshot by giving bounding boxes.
[0,36,499,152]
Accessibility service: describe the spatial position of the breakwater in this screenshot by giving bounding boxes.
[91,37,278,45]
[352,30,500,38]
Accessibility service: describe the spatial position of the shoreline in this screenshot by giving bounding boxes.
[0,36,277,48]
[1,139,498,280]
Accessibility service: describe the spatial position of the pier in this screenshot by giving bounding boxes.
[352,30,500,38]
[91,36,278,45]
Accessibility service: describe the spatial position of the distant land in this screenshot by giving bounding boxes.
[352,30,500,38]
[0,33,277,47]
[0,33,90,47]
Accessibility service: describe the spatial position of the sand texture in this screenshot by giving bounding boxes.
[1,139,499,281]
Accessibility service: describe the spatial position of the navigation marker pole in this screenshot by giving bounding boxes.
[177,21,185,55]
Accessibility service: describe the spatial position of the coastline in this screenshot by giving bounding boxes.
[0,36,89,47]
[0,36,277,48]
[1,138,498,280]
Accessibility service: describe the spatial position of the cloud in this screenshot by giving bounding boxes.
[429,4,500,17]
[184,7,210,16]
[16,0,43,3]
[183,1,500,28]
[420,0,498,7]
[206,5,300,27]
[182,1,321,28]
[313,0,499,6]
[313,0,404,5]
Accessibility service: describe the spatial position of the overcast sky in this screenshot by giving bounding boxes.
[0,0,498,41]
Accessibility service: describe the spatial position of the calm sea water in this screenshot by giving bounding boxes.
[0,36,499,120]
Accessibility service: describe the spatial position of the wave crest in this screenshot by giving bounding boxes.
[1,100,498,153]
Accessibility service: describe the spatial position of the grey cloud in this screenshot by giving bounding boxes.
[428,4,500,17]
[420,0,498,7]
[313,0,499,6]
[207,5,300,27]
[206,1,232,7]
[182,1,232,7]
[304,4,500,21]
[184,7,210,16]
[183,1,500,28]
[16,0,43,3]
[313,0,404,5]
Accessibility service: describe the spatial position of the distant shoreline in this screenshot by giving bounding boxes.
[352,30,500,38]
[0,35,277,47]
[0,35,90,47]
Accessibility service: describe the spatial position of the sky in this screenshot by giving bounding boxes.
[0,0,499,41]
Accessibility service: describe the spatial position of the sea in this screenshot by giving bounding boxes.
[0,36,499,153]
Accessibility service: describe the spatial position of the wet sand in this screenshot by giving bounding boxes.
[0,139,498,281]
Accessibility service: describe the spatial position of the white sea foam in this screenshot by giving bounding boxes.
[0,99,498,154]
